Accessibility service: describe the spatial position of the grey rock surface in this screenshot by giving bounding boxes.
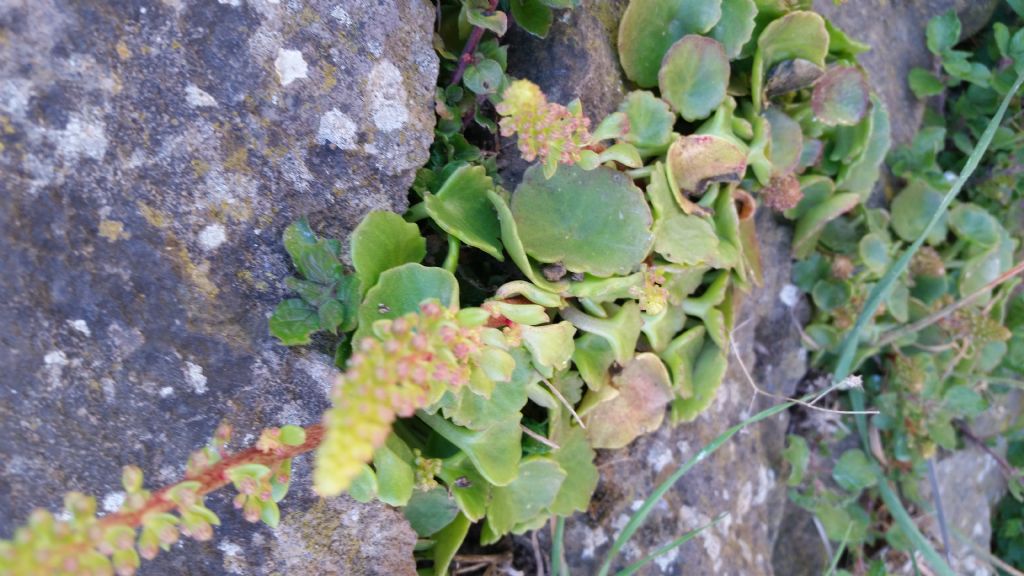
[0,0,436,573]
[814,0,1001,146]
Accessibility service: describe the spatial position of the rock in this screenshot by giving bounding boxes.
[0,0,436,573]
[813,0,1001,146]
[771,503,830,576]
[919,446,1008,576]
[554,211,808,575]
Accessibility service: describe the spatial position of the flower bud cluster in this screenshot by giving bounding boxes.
[496,79,592,167]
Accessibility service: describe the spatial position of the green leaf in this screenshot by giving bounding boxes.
[659,35,730,122]
[812,66,869,126]
[521,322,577,374]
[561,301,644,365]
[708,0,757,59]
[890,180,948,243]
[547,421,599,516]
[582,353,674,449]
[949,203,1001,247]
[1009,0,1024,17]
[432,513,471,576]
[487,189,567,293]
[279,425,306,446]
[512,164,654,277]
[260,500,280,528]
[835,96,891,200]
[812,280,852,312]
[351,211,426,293]
[419,412,522,487]
[482,458,566,543]
[783,435,809,486]
[437,453,490,521]
[463,59,505,95]
[792,193,860,258]
[926,10,960,55]
[617,0,723,87]
[404,487,460,537]
[908,68,945,98]
[373,435,415,507]
[620,92,675,152]
[425,165,503,259]
[510,0,553,38]
[347,465,377,503]
[942,386,986,417]
[859,233,890,274]
[465,5,508,36]
[443,348,533,430]
[765,108,803,175]
[661,325,705,398]
[653,213,721,267]
[832,450,878,493]
[353,263,459,344]
[269,299,320,345]
[753,10,829,108]
[317,299,346,332]
[671,341,728,423]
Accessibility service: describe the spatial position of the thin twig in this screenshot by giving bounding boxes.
[728,325,878,416]
[522,424,560,450]
[958,424,1021,484]
[877,260,1024,347]
[541,377,586,429]
[449,0,500,87]
[531,529,546,576]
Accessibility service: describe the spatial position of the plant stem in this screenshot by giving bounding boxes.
[876,259,1024,348]
[444,235,461,273]
[98,424,323,531]
[449,0,500,87]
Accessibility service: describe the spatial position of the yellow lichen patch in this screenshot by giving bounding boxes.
[322,62,337,92]
[0,115,14,134]
[191,159,211,178]
[115,40,132,60]
[99,219,130,242]
[223,147,249,173]
[174,246,219,298]
[136,202,170,229]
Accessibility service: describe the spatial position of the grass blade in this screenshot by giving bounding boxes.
[824,523,853,576]
[837,71,1024,576]
[612,514,726,576]
[595,399,795,576]
[551,516,568,576]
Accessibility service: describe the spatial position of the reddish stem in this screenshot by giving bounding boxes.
[98,424,324,530]
[448,0,501,87]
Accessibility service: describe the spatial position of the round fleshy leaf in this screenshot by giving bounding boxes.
[618,0,723,87]
[949,203,1001,247]
[667,134,747,198]
[511,164,654,277]
[659,35,730,122]
[765,108,803,176]
[708,0,757,59]
[858,233,890,274]
[890,180,948,244]
[619,91,675,151]
[351,211,426,293]
[812,66,870,126]
[582,353,674,449]
[353,263,459,344]
[654,213,721,267]
[792,192,860,259]
[758,10,829,69]
[671,340,727,423]
[424,165,504,259]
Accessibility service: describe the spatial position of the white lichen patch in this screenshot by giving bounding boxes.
[274,48,308,86]
[316,109,358,149]
[44,350,68,366]
[67,319,91,337]
[779,283,800,308]
[737,481,753,517]
[217,0,242,6]
[56,114,108,162]
[184,361,208,394]
[680,506,722,571]
[580,525,608,559]
[43,350,69,389]
[198,223,227,250]
[185,83,218,108]
[330,5,351,25]
[754,466,773,506]
[367,60,409,132]
[101,491,125,514]
[647,443,674,473]
[159,386,174,398]
[654,547,678,572]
